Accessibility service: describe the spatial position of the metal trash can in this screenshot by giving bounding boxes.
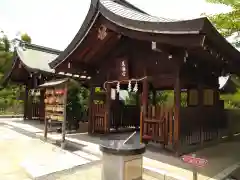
[100,140,146,180]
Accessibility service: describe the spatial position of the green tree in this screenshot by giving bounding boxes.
[0,32,13,78]
[67,80,89,125]
[21,33,32,43]
[0,32,25,114]
[206,0,240,45]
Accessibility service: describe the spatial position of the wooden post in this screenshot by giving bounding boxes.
[141,73,148,143]
[198,84,204,106]
[28,84,33,120]
[88,86,94,134]
[44,116,48,140]
[61,83,68,149]
[174,70,181,152]
[116,89,120,101]
[39,89,45,121]
[23,85,29,120]
[105,83,111,133]
[187,90,190,107]
[198,84,204,145]
[152,88,156,106]
[136,92,140,106]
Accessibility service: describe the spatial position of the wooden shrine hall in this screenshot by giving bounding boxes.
[1,40,63,121]
[49,0,240,153]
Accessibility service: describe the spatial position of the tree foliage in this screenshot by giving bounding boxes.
[0,33,23,114]
[21,33,32,43]
[206,0,240,44]
[67,81,89,122]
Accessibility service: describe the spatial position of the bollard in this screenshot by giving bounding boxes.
[192,154,198,180]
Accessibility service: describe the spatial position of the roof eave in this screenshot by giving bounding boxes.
[49,1,100,69]
[202,19,240,61]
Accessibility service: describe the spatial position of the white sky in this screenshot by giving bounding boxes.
[0,0,231,51]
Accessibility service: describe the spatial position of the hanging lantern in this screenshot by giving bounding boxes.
[128,80,132,92]
[133,81,138,93]
[116,82,120,93]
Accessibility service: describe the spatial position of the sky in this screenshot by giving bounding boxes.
[0,0,232,51]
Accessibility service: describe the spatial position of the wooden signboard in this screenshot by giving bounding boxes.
[117,58,129,80]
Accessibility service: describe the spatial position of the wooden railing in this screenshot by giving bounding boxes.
[142,105,174,145]
[92,103,106,133]
[91,102,140,133]
[32,102,40,120]
[141,104,227,149]
[180,106,227,145]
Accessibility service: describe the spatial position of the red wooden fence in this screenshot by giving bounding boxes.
[142,105,174,145]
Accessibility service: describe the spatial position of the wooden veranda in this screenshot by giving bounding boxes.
[49,0,240,153]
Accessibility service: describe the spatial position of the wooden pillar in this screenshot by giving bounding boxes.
[174,71,181,151]
[214,88,220,106]
[38,76,44,121]
[116,89,120,101]
[33,75,38,120]
[88,86,94,134]
[28,80,33,120]
[152,88,156,106]
[198,84,204,145]
[187,90,190,106]
[23,85,29,120]
[105,83,111,133]
[39,89,45,121]
[140,74,148,143]
[136,92,140,106]
[61,84,68,149]
[198,84,204,107]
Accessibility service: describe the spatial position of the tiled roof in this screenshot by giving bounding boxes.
[100,0,175,22]
[16,46,58,73]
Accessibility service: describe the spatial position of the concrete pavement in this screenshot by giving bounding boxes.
[0,124,93,179]
[2,118,240,180]
[0,120,160,180]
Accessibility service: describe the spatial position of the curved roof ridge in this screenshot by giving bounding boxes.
[100,0,177,22]
[24,43,61,55]
[14,39,62,55]
[113,0,149,14]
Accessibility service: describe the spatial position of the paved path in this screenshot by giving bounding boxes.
[0,124,92,179]
[0,119,159,180]
[43,163,159,180]
[2,119,240,180]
